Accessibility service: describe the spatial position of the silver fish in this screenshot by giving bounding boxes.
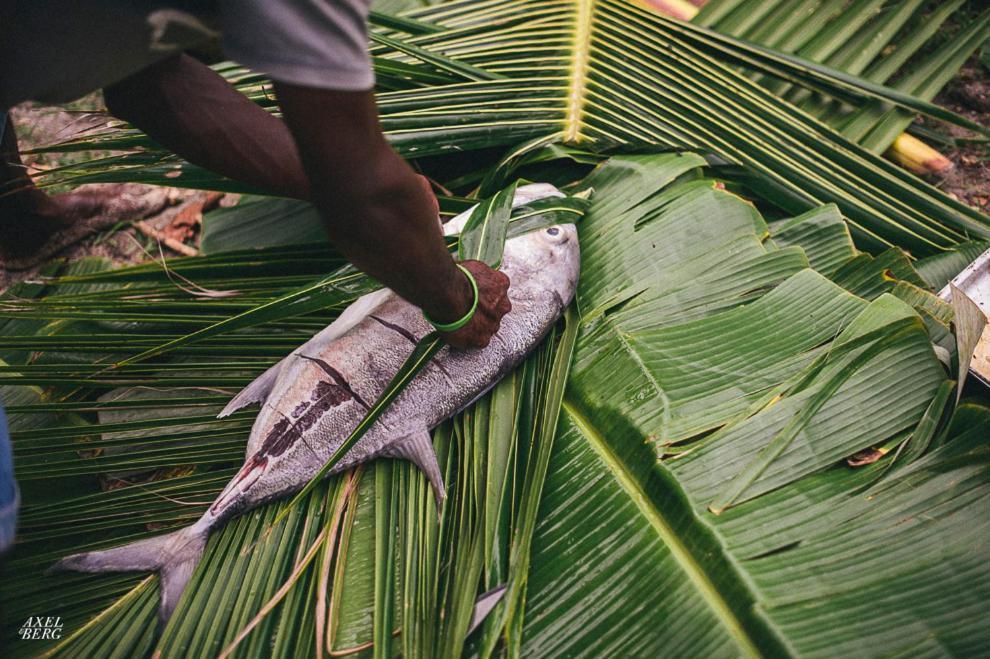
[50,184,581,623]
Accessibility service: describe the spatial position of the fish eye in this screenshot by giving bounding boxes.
[546,227,560,236]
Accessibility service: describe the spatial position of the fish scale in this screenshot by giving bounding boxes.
[49,183,581,625]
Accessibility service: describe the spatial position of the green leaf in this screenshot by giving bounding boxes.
[370,31,504,82]
[111,265,378,367]
[496,305,578,655]
[4,150,984,658]
[949,284,988,403]
[915,241,990,291]
[886,378,955,472]
[458,180,519,267]
[200,197,326,254]
[768,203,857,276]
[35,0,990,256]
[709,313,924,513]
[520,153,966,657]
[372,462,397,659]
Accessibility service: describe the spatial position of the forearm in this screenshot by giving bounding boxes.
[323,148,471,321]
[275,84,471,322]
[103,55,310,200]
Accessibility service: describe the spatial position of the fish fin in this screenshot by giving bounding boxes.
[48,525,209,625]
[310,288,393,344]
[468,585,507,635]
[383,428,446,507]
[218,359,285,418]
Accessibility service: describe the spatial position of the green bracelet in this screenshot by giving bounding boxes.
[424,264,479,332]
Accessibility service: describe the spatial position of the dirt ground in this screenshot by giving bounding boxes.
[1,98,227,293]
[930,60,990,213]
[2,59,989,294]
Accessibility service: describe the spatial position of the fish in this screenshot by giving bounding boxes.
[49,183,581,624]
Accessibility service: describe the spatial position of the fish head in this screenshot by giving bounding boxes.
[502,222,581,307]
[444,183,581,306]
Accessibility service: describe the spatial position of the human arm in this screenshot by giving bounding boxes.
[103,56,509,347]
[274,84,510,348]
[103,54,311,200]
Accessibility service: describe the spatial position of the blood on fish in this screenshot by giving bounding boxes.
[257,378,356,461]
[261,419,301,457]
[313,379,352,407]
[298,355,371,409]
[211,454,268,513]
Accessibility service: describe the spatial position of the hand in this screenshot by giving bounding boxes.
[438,260,511,350]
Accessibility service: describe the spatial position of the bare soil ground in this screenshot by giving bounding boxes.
[1,98,224,293]
[930,61,990,214]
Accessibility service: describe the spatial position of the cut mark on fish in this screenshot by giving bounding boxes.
[262,384,351,462]
[259,418,302,458]
[298,354,371,410]
[247,362,380,491]
[312,380,353,407]
[370,315,418,344]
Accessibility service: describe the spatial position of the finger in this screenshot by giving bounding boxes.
[486,291,506,308]
[481,305,503,322]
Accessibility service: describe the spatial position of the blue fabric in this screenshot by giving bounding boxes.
[0,402,18,552]
[0,115,18,552]
[1,110,19,549]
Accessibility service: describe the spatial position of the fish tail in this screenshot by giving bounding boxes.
[48,524,208,624]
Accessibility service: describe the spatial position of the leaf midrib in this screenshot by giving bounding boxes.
[561,398,763,658]
[563,0,595,142]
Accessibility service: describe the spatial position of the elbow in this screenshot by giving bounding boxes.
[103,55,183,123]
[102,83,140,124]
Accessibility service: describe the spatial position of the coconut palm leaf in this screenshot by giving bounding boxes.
[31,0,990,257]
[702,0,990,150]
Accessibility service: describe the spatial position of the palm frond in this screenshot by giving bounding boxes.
[32,0,989,255]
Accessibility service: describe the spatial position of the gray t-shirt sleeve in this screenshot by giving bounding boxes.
[220,0,374,91]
